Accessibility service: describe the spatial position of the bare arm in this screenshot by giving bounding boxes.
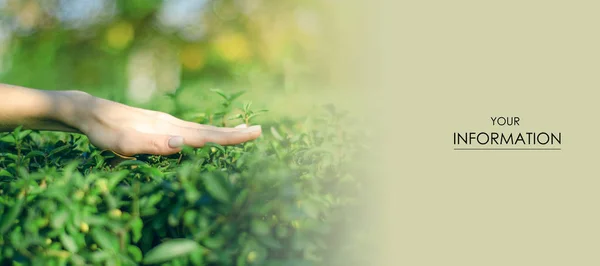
[0,84,262,156]
[0,84,83,133]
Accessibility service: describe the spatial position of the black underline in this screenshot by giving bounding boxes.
[454,148,561,151]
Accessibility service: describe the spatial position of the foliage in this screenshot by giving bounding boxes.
[0,91,369,265]
[0,0,333,98]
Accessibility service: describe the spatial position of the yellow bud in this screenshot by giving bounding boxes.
[17,189,26,199]
[86,195,99,205]
[291,220,301,229]
[109,209,122,218]
[180,44,206,71]
[80,222,89,233]
[106,21,134,50]
[96,179,108,193]
[247,251,257,262]
[39,217,49,228]
[214,32,251,62]
[45,238,52,245]
[58,250,70,259]
[74,190,84,201]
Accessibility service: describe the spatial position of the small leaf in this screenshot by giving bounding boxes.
[25,151,46,159]
[60,233,78,253]
[128,245,143,262]
[49,145,70,157]
[0,134,15,143]
[0,169,13,178]
[116,160,147,168]
[142,239,201,265]
[18,130,32,140]
[130,217,143,243]
[91,228,119,252]
[229,114,244,121]
[51,209,68,229]
[251,219,270,236]
[210,89,228,100]
[204,142,225,154]
[12,125,22,138]
[229,91,246,102]
[203,235,225,249]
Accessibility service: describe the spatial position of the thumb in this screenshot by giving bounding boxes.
[119,133,185,156]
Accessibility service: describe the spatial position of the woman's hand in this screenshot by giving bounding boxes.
[0,84,262,156]
[72,94,262,156]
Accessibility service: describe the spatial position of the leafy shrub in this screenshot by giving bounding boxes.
[0,92,369,265]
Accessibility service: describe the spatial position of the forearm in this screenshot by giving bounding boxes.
[0,83,87,133]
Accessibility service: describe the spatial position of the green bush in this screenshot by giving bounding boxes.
[0,91,368,265]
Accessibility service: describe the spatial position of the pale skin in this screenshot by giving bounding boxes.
[0,83,262,156]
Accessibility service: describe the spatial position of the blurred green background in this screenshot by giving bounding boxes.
[0,0,352,120]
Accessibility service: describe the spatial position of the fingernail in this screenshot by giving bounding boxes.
[168,136,184,148]
[243,125,262,133]
[235,123,248,129]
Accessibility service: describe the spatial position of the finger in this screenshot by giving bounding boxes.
[181,125,262,147]
[153,111,246,132]
[174,120,248,132]
[149,110,252,133]
[116,132,185,156]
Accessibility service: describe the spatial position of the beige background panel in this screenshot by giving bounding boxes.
[362,0,600,265]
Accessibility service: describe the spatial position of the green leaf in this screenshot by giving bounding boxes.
[51,209,68,229]
[203,235,225,249]
[229,114,244,121]
[12,125,22,138]
[205,142,225,154]
[0,169,13,178]
[183,210,197,226]
[257,235,283,250]
[91,228,119,253]
[229,91,246,102]
[90,251,110,263]
[202,173,231,203]
[0,196,24,234]
[60,232,78,253]
[128,245,143,262]
[130,217,143,243]
[142,239,201,265]
[0,153,18,161]
[210,89,228,100]
[49,145,70,157]
[25,151,46,159]
[233,189,249,209]
[0,134,15,143]
[189,248,204,265]
[107,170,129,189]
[302,199,320,219]
[117,160,149,168]
[251,219,270,236]
[18,130,32,140]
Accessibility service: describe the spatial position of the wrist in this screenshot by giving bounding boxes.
[50,90,95,132]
